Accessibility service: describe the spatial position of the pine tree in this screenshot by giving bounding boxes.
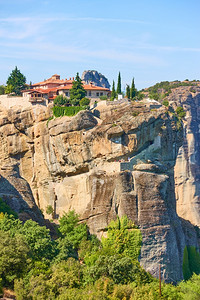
[69,73,86,106]
[6,67,26,95]
[126,85,130,99]
[116,72,121,94]
[111,80,116,100]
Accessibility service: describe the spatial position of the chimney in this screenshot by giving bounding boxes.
[72,77,74,81]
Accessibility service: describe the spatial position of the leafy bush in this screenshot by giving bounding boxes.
[102,216,142,260]
[79,97,90,106]
[163,99,169,107]
[0,85,5,95]
[0,230,30,287]
[132,111,139,117]
[176,106,186,118]
[0,198,18,217]
[179,274,200,299]
[46,205,54,217]
[54,95,70,106]
[100,95,108,100]
[52,106,86,117]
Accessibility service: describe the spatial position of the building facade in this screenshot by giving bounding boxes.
[22,74,110,104]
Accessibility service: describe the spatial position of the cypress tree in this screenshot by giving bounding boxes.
[126,85,130,99]
[116,72,121,94]
[130,77,136,100]
[111,80,116,99]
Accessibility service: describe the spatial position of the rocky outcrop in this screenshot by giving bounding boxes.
[81,70,110,89]
[167,86,200,227]
[0,98,199,283]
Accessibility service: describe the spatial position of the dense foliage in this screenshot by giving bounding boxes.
[6,67,26,95]
[52,106,87,117]
[69,73,86,106]
[0,85,5,95]
[53,95,70,106]
[0,201,200,299]
[183,246,200,280]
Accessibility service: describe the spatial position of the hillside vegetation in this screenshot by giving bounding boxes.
[0,201,200,299]
[142,80,199,101]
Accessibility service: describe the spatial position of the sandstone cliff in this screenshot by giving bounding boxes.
[0,98,199,283]
[167,86,200,228]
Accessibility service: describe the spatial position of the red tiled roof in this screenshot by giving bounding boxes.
[32,78,73,87]
[31,75,110,91]
[28,88,58,93]
[24,84,110,96]
[83,84,110,91]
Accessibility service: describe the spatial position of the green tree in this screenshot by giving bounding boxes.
[70,73,86,106]
[176,106,186,118]
[102,216,142,260]
[19,219,55,262]
[79,97,90,106]
[126,84,130,99]
[116,72,121,94]
[0,230,30,287]
[58,210,88,248]
[54,95,70,106]
[0,85,5,95]
[5,84,14,94]
[0,198,18,217]
[111,80,116,100]
[130,77,137,99]
[6,67,26,95]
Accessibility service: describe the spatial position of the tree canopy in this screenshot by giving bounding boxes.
[6,67,26,95]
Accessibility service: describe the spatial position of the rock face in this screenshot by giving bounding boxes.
[168,86,200,227]
[81,70,110,89]
[0,98,199,283]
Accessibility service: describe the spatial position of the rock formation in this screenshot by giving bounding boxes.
[81,70,110,89]
[168,86,200,227]
[0,93,199,283]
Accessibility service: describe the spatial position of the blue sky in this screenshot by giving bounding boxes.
[0,0,200,90]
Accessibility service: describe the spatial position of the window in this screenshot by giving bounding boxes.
[65,92,68,96]
[96,92,99,97]
[89,91,91,96]
[100,92,103,96]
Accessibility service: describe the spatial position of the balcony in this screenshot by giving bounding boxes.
[29,97,46,103]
